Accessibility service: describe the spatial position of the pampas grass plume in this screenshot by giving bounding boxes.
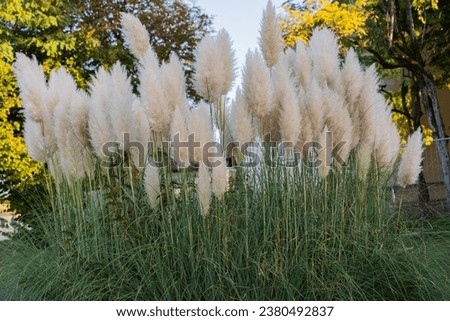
[130,99,151,169]
[162,52,187,111]
[193,34,218,100]
[308,28,341,89]
[24,119,47,162]
[215,29,237,96]
[259,0,283,68]
[291,40,312,88]
[242,49,272,119]
[341,48,364,115]
[40,68,62,156]
[229,88,256,144]
[70,90,94,177]
[275,58,301,146]
[305,78,324,141]
[397,129,423,187]
[120,13,150,61]
[373,105,401,168]
[88,67,117,158]
[139,48,171,133]
[356,65,381,146]
[52,67,87,179]
[69,90,90,148]
[109,62,135,151]
[13,53,47,122]
[193,29,236,101]
[322,88,353,164]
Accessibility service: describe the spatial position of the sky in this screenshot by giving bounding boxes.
[193,0,285,91]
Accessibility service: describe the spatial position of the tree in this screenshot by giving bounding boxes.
[281,0,450,211]
[0,0,92,204]
[0,41,43,199]
[0,0,212,205]
[69,0,212,97]
[281,0,370,47]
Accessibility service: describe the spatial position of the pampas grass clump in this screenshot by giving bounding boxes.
[259,0,283,68]
[4,1,442,302]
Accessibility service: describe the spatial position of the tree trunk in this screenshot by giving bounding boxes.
[418,170,430,218]
[410,77,430,212]
[420,76,450,212]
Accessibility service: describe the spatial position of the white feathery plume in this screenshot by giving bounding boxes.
[258,0,283,68]
[341,48,364,116]
[54,102,81,179]
[130,99,151,170]
[193,30,236,101]
[268,57,286,142]
[211,157,228,198]
[272,56,291,101]
[144,164,161,208]
[262,107,281,142]
[170,104,191,168]
[373,104,401,168]
[162,52,187,111]
[308,28,341,90]
[190,102,214,163]
[14,54,58,159]
[318,126,332,179]
[275,58,301,146]
[322,87,353,165]
[88,67,117,158]
[286,47,296,67]
[229,88,256,144]
[215,29,237,97]
[242,49,273,119]
[305,78,324,141]
[40,68,62,156]
[341,49,364,151]
[397,128,423,187]
[69,90,94,177]
[13,53,47,122]
[139,48,171,133]
[120,12,150,62]
[198,162,212,215]
[52,67,87,179]
[356,65,380,146]
[193,34,219,100]
[291,40,312,88]
[23,119,47,162]
[69,90,90,149]
[109,62,135,151]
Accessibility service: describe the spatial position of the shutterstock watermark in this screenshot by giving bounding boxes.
[101,132,348,169]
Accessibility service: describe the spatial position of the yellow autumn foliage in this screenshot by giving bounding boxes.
[281,0,370,47]
[0,42,44,189]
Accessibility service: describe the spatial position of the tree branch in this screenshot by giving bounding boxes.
[391,107,413,120]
